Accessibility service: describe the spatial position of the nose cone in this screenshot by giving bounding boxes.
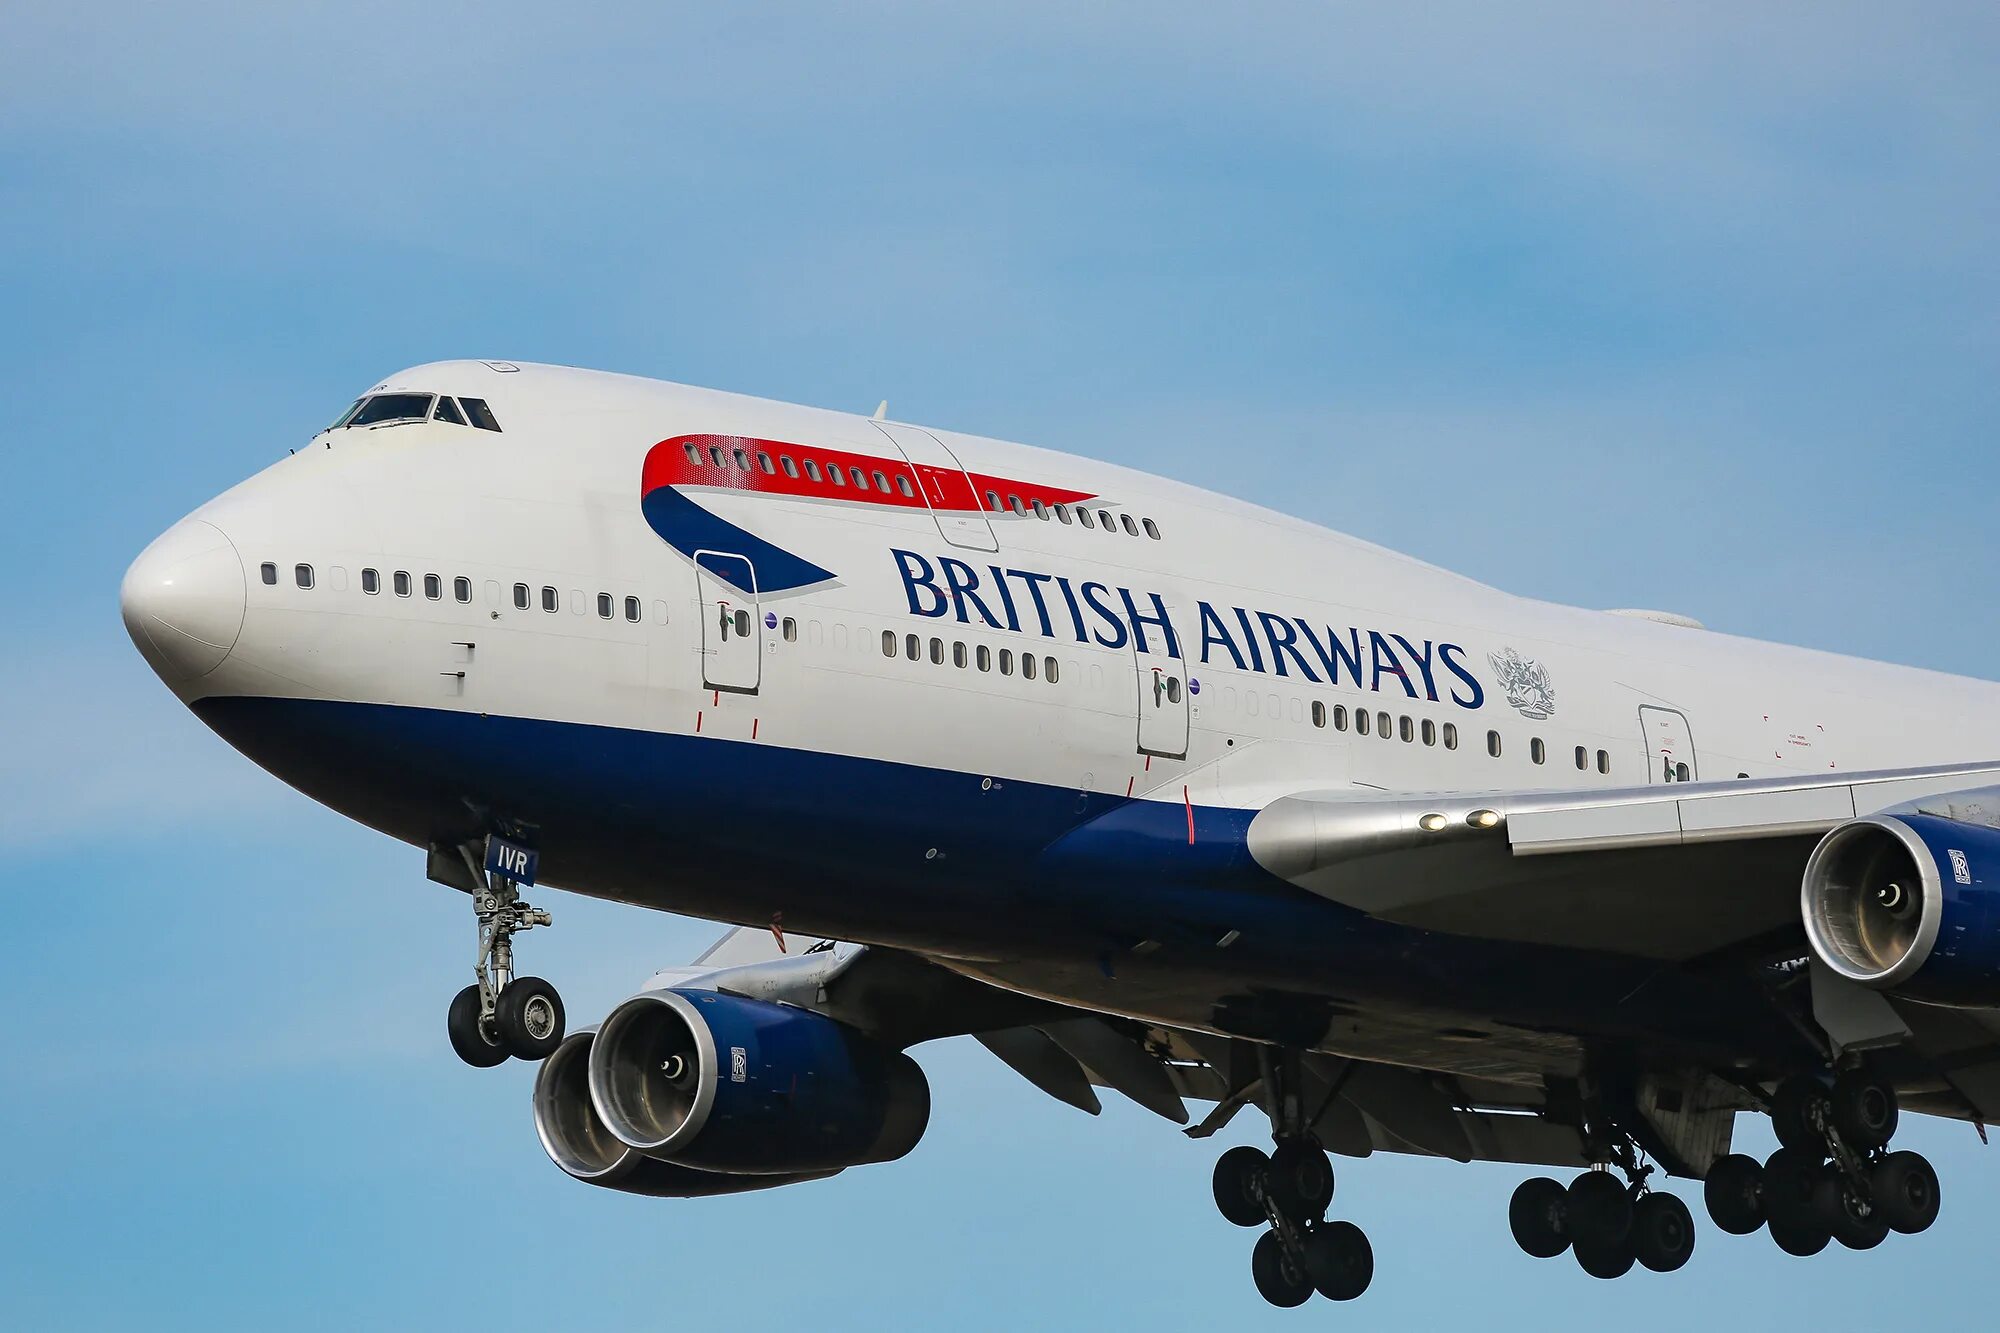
[121,519,247,681]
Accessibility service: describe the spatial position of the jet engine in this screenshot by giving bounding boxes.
[533,1029,838,1196]
[587,989,931,1174]
[1802,812,2000,1005]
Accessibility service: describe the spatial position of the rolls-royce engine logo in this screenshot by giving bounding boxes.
[1489,648,1556,720]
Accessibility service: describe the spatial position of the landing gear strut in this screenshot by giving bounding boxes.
[1209,1047,1374,1307]
[1508,1105,1695,1278]
[445,841,565,1066]
[1702,1068,1938,1259]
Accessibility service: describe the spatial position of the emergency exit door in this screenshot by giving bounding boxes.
[871,420,1000,552]
[1134,610,1190,760]
[695,550,761,694]
[1639,705,1697,783]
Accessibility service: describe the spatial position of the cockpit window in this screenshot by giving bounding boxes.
[329,399,365,430]
[346,394,435,428]
[432,396,467,426]
[460,397,502,432]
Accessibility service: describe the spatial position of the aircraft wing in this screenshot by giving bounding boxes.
[1246,760,2000,960]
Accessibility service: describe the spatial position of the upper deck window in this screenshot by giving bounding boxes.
[346,394,435,428]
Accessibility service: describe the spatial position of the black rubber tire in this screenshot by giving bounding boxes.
[1829,1070,1899,1152]
[1769,1077,1828,1157]
[1566,1171,1633,1248]
[1573,1237,1636,1280]
[1872,1150,1942,1235]
[495,976,566,1060]
[1212,1146,1271,1228]
[1267,1140,1334,1221]
[1630,1192,1696,1273]
[1767,1219,1830,1257]
[1761,1148,1822,1231]
[1703,1153,1766,1235]
[447,984,509,1068]
[1509,1177,1570,1258]
[1304,1220,1374,1301]
[1251,1231,1313,1308]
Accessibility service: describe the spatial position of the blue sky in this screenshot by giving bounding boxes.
[5,2,2000,1328]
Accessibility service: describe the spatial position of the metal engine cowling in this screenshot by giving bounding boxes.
[587,989,931,1175]
[534,1030,836,1196]
[1802,813,2000,1005]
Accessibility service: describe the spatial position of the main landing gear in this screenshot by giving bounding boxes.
[1210,1048,1374,1308]
[1509,1144,1696,1279]
[1701,1070,1939,1257]
[445,845,565,1067]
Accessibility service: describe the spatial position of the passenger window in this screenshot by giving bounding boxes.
[1076,507,1095,530]
[295,563,314,589]
[781,455,800,478]
[1399,716,1414,743]
[424,573,441,600]
[597,593,613,619]
[972,645,989,671]
[1045,657,1060,683]
[432,397,467,425]
[1597,750,1610,774]
[953,642,967,668]
[394,571,412,597]
[851,467,869,489]
[985,489,1001,511]
[905,633,920,660]
[1378,711,1392,738]
[1097,510,1115,531]
[999,648,1014,676]
[830,466,847,488]
[1022,652,1037,680]
[930,637,945,665]
[460,398,502,432]
[882,630,896,655]
[1531,738,1547,765]
[361,568,380,594]
[897,474,915,499]
[709,445,727,467]
[1357,710,1370,736]
[733,449,751,471]
[873,470,890,493]
[625,596,641,622]
[1487,730,1502,757]
[1032,499,1049,519]
[684,442,702,465]
[1142,518,1161,540]
[513,583,529,609]
[1055,504,1072,525]
[454,577,471,603]
[1422,719,1437,746]
[783,617,798,642]
[1120,514,1139,536]
[260,562,277,586]
[1575,745,1588,770]
[1008,494,1025,515]
[1311,701,1326,728]
[806,459,824,482]
[1443,723,1458,750]
[757,452,775,474]
[541,586,557,612]
[1333,705,1348,731]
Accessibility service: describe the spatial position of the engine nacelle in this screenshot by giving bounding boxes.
[1802,813,2000,1005]
[587,989,931,1175]
[534,1030,837,1196]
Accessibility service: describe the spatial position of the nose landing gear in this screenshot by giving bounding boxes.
[443,840,565,1067]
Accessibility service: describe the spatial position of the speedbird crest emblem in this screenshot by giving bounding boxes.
[1488,648,1556,720]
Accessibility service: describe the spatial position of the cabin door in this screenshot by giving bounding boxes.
[1133,608,1190,760]
[694,550,762,694]
[871,420,1000,552]
[1639,705,1698,783]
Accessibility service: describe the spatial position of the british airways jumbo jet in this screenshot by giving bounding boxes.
[123,360,2000,1306]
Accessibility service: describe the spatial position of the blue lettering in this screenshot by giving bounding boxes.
[940,557,1001,628]
[1439,643,1485,709]
[893,549,947,618]
[1080,582,1129,648]
[1294,621,1364,688]
[1368,630,1420,699]
[1054,576,1090,643]
[986,565,1022,632]
[1257,611,1320,682]
[1391,634,1440,702]
[1008,569,1058,638]
[1231,608,1267,672]
[1120,588,1182,658]
[1199,602,1247,669]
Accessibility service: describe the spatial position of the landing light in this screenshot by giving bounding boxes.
[1468,809,1500,829]
[1418,813,1448,832]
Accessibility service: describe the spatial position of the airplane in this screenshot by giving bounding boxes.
[120,358,2000,1307]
